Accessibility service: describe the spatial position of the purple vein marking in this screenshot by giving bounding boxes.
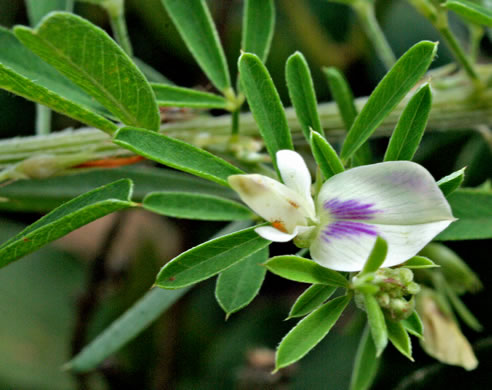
[324,198,381,220]
[322,198,381,242]
[322,221,378,242]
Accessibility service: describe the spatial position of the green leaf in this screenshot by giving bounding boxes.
[238,52,293,174]
[386,318,413,361]
[155,225,270,289]
[0,28,116,133]
[66,287,188,372]
[65,220,247,372]
[152,83,228,109]
[134,58,174,84]
[363,292,388,357]
[287,284,337,319]
[360,236,388,276]
[443,281,483,331]
[350,325,380,390]
[215,247,268,317]
[161,0,230,91]
[310,130,345,179]
[403,256,438,269]
[341,41,438,160]
[264,256,349,287]
[14,12,160,130]
[26,0,71,26]
[113,126,243,186]
[446,0,492,27]
[286,52,323,139]
[0,179,134,268]
[383,84,432,161]
[436,189,492,240]
[322,66,372,165]
[276,295,351,370]
[401,311,424,339]
[142,192,253,221]
[0,166,234,212]
[242,0,275,62]
[323,67,357,131]
[437,167,466,196]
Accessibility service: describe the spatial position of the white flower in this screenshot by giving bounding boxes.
[228,150,455,272]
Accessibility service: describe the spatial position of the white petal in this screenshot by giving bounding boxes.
[255,225,315,243]
[228,174,310,233]
[317,161,454,225]
[255,226,298,242]
[276,150,315,218]
[310,219,453,272]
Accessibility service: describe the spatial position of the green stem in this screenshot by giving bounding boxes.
[65,0,74,12]
[0,80,491,173]
[108,7,133,56]
[438,25,479,83]
[354,0,396,70]
[469,25,484,64]
[231,109,240,135]
[35,104,52,136]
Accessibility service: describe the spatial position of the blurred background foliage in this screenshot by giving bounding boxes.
[0,0,491,389]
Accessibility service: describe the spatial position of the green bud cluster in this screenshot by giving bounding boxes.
[354,267,421,321]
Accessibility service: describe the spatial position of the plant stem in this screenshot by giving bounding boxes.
[0,80,491,172]
[353,0,396,70]
[108,2,133,57]
[35,104,52,135]
[437,24,480,84]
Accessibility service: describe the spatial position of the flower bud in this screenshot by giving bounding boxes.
[417,288,478,370]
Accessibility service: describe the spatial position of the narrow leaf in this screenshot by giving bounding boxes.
[341,41,438,160]
[238,53,293,173]
[264,256,349,287]
[286,52,323,139]
[403,256,438,269]
[242,0,275,61]
[350,325,380,390]
[142,192,253,221]
[0,179,134,268]
[288,284,337,319]
[444,282,483,331]
[363,292,388,357]
[161,0,230,91]
[65,221,248,372]
[26,0,70,26]
[152,84,228,109]
[15,12,160,130]
[446,0,492,27]
[384,84,432,161]
[215,246,268,317]
[323,67,357,130]
[155,225,270,289]
[0,166,234,213]
[0,28,116,133]
[386,318,413,360]
[66,287,188,372]
[323,66,372,165]
[310,130,345,179]
[276,295,351,370]
[360,236,388,276]
[437,167,466,196]
[402,311,424,339]
[436,189,492,240]
[114,126,243,186]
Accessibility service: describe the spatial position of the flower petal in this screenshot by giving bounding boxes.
[310,220,453,271]
[228,174,310,233]
[276,150,315,218]
[317,161,454,225]
[256,225,316,242]
[311,161,455,271]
